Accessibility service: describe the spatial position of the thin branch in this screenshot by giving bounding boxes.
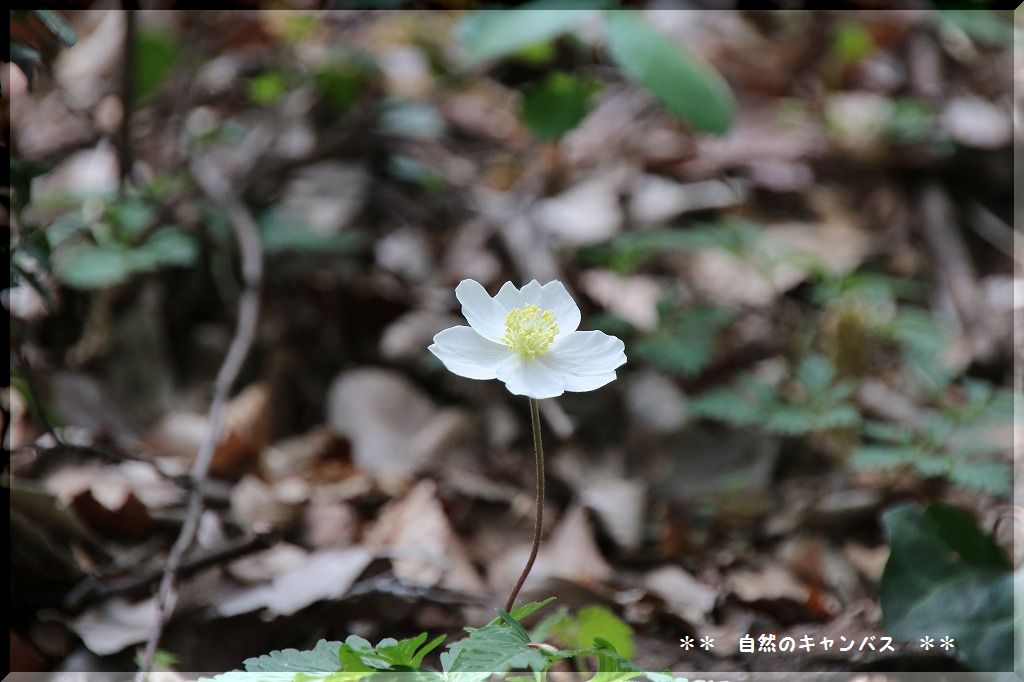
[135,156,263,681]
[118,3,137,191]
[66,533,274,611]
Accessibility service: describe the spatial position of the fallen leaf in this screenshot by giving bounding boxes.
[326,369,474,486]
[643,565,718,625]
[215,547,373,617]
[490,504,613,595]
[364,480,486,594]
[69,596,159,656]
[577,269,663,332]
[532,166,635,247]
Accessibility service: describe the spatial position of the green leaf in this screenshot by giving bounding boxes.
[945,459,1011,496]
[687,385,760,426]
[457,6,594,64]
[57,245,134,289]
[575,606,635,660]
[244,640,344,672]
[881,502,1014,672]
[259,209,363,255]
[604,10,734,134]
[135,28,183,100]
[444,622,548,673]
[488,597,557,625]
[851,445,922,471]
[34,9,77,46]
[521,72,596,140]
[633,305,735,377]
[248,71,289,106]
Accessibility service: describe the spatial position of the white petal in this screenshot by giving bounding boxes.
[559,371,617,392]
[496,355,566,399]
[455,279,507,343]
[429,326,513,380]
[495,281,525,311]
[546,330,627,376]
[519,280,581,339]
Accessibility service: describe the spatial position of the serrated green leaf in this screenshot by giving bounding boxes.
[444,622,548,673]
[634,305,735,377]
[945,459,1011,495]
[851,445,922,471]
[490,597,557,625]
[881,502,1014,672]
[604,11,734,134]
[244,640,343,673]
[687,385,759,426]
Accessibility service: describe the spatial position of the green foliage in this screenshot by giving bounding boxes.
[689,354,861,436]
[538,605,636,660]
[456,6,595,64]
[604,11,735,135]
[937,9,1016,47]
[881,502,1015,672]
[521,72,598,140]
[851,380,1013,495]
[633,304,736,377]
[135,28,183,101]
[580,220,762,274]
[249,71,289,106]
[243,640,345,673]
[442,610,549,673]
[56,227,197,289]
[314,51,379,112]
[204,599,693,681]
[829,21,874,64]
[258,209,364,256]
[456,7,733,136]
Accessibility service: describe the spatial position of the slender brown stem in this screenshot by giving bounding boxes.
[505,397,545,613]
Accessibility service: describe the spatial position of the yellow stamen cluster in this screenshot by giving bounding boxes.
[502,304,559,357]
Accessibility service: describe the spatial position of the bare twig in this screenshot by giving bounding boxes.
[118,3,137,191]
[916,182,996,362]
[135,156,263,681]
[66,533,274,611]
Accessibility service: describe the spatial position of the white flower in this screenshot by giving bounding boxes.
[429,279,627,400]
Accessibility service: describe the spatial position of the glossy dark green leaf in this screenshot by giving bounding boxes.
[881,502,1015,672]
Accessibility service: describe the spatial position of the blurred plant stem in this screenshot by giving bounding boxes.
[505,397,546,613]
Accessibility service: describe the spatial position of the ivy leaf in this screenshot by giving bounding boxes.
[604,11,734,134]
[881,502,1015,672]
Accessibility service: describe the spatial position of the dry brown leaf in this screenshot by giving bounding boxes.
[69,596,159,656]
[490,504,613,595]
[214,546,373,617]
[327,369,475,487]
[577,269,663,332]
[364,480,486,594]
[643,565,718,625]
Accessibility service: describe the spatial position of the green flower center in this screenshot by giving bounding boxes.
[502,304,559,357]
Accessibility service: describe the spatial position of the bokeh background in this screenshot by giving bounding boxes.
[7,6,1021,675]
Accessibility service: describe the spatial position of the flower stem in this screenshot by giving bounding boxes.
[505,397,545,613]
